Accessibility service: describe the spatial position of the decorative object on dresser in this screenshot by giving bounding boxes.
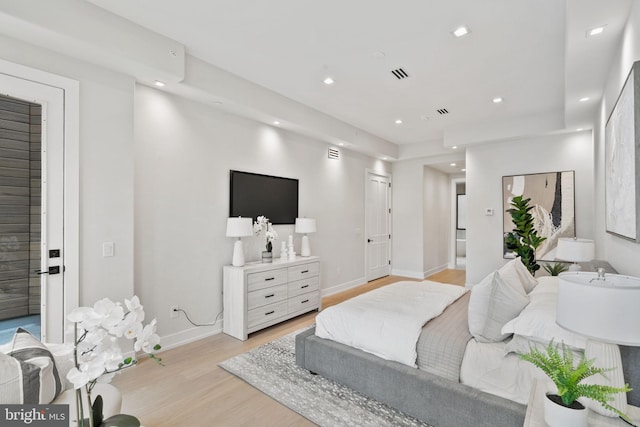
[556,271,640,419]
[519,342,631,427]
[253,215,278,263]
[502,171,576,262]
[223,256,320,341]
[226,217,253,267]
[295,217,316,257]
[555,237,595,271]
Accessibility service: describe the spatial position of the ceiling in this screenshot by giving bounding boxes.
[84,0,632,164]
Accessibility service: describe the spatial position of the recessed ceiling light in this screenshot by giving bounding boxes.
[452,26,470,38]
[338,142,345,146]
[492,97,503,104]
[450,163,457,167]
[154,80,166,87]
[587,26,605,37]
[382,157,388,161]
[579,97,590,102]
[323,77,335,85]
[576,128,584,132]
[273,121,280,125]
[461,168,467,172]
[395,119,403,125]
[452,146,458,150]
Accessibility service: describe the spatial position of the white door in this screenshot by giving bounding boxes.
[0,73,65,343]
[366,172,391,281]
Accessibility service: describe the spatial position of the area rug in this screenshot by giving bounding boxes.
[219,328,432,427]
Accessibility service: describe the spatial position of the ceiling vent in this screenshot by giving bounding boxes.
[391,68,410,80]
[328,147,340,160]
[436,108,449,115]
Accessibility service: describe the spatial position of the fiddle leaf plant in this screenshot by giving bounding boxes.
[504,195,546,275]
[520,342,632,421]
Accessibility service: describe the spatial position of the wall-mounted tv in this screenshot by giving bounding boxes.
[229,170,299,224]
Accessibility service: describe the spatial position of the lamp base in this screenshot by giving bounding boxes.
[232,239,245,267]
[568,262,582,272]
[301,235,311,257]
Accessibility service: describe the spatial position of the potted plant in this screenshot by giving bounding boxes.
[520,342,631,427]
[504,195,546,275]
[543,262,569,276]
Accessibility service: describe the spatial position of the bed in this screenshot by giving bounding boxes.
[295,259,640,427]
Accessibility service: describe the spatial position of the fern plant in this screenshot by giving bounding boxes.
[504,195,546,275]
[543,262,569,276]
[520,342,631,420]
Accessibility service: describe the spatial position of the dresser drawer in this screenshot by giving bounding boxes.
[248,284,287,310]
[247,268,288,292]
[287,291,319,314]
[288,262,319,282]
[288,276,319,298]
[248,300,288,329]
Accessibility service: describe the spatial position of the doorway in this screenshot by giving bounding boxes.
[0,95,43,343]
[0,62,79,344]
[450,178,466,269]
[365,171,391,281]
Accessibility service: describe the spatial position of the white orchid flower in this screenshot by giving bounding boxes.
[125,296,145,323]
[134,318,159,353]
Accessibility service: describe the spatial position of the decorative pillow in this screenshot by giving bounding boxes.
[528,276,559,297]
[0,328,63,404]
[498,258,538,294]
[500,292,587,350]
[468,271,530,342]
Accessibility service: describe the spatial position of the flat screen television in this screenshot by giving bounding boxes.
[229,170,299,224]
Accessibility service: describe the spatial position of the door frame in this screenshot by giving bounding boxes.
[450,177,466,269]
[364,169,392,281]
[0,59,79,343]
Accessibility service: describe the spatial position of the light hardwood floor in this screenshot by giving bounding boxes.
[111,270,466,426]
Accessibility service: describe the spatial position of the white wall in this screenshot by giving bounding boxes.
[423,166,450,276]
[0,34,135,305]
[596,2,640,276]
[466,131,594,284]
[134,85,390,348]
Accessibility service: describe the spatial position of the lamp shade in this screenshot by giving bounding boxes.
[555,237,594,262]
[295,218,316,234]
[226,217,253,237]
[557,272,640,346]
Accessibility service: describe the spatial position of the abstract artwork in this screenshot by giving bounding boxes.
[503,171,576,261]
[605,61,640,242]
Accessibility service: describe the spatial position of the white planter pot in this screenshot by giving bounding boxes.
[544,393,588,427]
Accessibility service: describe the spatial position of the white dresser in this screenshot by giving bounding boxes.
[223,256,320,340]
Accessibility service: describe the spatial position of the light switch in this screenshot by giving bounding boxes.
[103,242,115,257]
[485,208,494,216]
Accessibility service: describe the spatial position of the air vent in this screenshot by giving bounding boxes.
[436,108,449,115]
[391,68,410,80]
[328,147,340,160]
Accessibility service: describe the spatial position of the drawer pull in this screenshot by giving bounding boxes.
[265,294,275,298]
[301,270,309,274]
[301,284,309,289]
[265,277,275,281]
[301,299,309,304]
[265,310,275,316]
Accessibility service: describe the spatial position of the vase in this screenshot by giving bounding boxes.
[261,251,273,263]
[544,393,588,427]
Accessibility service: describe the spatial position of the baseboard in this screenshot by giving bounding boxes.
[423,263,449,278]
[390,269,424,279]
[158,321,223,352]
[321,276,366,297]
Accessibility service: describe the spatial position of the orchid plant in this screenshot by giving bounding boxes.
[254,215,278,252]
[67,296,162,427]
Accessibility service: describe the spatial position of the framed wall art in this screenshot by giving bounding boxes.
[605,60,640,242]
[503,171,576,261]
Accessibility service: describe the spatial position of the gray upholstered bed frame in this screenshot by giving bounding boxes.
[296,327,640,427]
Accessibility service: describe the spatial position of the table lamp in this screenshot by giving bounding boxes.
[555,237,595,271]
[557,271,640,417]
[295,218,316,257]
[226,217,253,266]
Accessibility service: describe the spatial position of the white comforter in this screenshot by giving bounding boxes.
[315,280,467,367]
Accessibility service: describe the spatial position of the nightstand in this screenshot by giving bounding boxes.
[524,379,640,426]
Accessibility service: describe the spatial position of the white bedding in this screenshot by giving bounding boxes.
[315,280,467,367]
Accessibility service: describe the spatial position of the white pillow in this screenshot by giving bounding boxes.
[468,271,530,342]
[528,276,558,297]
[500,291,587,350]
[498,258,538,294]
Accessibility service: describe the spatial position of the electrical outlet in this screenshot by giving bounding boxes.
[170,305,179,319]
